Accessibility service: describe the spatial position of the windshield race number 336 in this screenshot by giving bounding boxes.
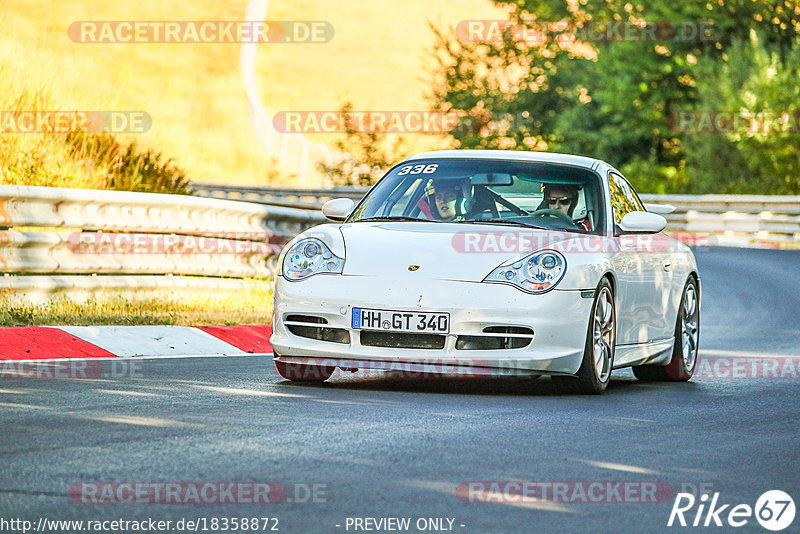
[352,308,449,334]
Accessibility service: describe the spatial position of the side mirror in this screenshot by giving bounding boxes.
[619,211,667,233]
[643,202,676,214]
[322,198,355,222]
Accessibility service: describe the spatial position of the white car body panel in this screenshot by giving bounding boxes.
[340,222,588,282]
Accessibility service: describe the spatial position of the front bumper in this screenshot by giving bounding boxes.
[271,274,594,375]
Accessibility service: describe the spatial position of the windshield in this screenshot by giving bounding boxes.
[348,158,606,234]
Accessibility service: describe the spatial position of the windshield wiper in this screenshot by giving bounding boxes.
[458,219,551,230]
[355,216,432,223]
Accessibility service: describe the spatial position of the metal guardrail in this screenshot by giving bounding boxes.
[192,184,800,248]
[0,185,325,234]
[2,184,797,301]
[0,185,326,299]
[638,194,800,247]
[192,183,368,210]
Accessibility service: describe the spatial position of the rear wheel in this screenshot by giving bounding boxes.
[553,278,615,394]
[633,277,699,381]
[274,357,335,382]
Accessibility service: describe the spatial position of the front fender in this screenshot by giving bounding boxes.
[557,251,613,290]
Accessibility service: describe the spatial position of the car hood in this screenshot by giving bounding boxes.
[339,221,580,282]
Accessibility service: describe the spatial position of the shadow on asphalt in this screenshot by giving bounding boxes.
[275,374,705,397]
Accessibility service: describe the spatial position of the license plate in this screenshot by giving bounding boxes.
[352,308,450,334]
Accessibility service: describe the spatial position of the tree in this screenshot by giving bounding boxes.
[685,32,800,194]
[317,102,408,186]
[431,0,799,193]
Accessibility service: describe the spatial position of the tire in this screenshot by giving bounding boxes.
[632,277,700,382]
[274,358,335,382]
[553,278,616,394]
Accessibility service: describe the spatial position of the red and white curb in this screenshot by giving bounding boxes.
[0,325,273,361]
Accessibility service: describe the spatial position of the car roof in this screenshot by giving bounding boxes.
[400,149,611,172]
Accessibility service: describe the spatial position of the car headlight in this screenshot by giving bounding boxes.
[484,250,566,293]
[282,238,344,281]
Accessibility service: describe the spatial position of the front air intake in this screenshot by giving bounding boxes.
[284,315,350,344]
[456,326,534,350]
[360,331,446,350]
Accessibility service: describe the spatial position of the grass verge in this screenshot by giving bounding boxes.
[0,280,273,327]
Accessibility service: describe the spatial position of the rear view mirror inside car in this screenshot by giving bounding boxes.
[471,172,513,186]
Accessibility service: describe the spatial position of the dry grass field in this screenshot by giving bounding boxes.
[2,0,504,186]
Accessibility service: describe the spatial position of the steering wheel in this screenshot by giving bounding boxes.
[531,208,579,226]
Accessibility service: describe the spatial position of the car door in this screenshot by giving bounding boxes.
[608,172,673,347]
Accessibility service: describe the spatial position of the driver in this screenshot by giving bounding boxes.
[539,184,592,231]
[419,179,472,221]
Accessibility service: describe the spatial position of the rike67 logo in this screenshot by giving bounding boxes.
[668,490,795,531]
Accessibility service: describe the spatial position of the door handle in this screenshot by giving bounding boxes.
[663,258,672,272]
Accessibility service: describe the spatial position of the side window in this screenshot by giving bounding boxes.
[608,172,644,224]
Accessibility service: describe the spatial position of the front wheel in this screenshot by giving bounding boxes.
[274,358,335,382]
[633,277,699,381]
[553,278,616,394]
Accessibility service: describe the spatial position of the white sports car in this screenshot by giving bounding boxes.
[270,150,700,393]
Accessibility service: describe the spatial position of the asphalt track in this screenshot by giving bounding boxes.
[1,247,799,534]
